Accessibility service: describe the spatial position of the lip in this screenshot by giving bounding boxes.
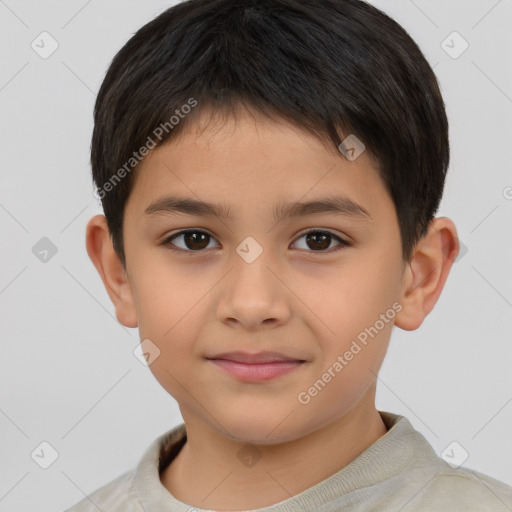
[207,351,303,364]
[206,351,306,382]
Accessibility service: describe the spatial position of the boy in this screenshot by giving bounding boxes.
[66,0,512,510]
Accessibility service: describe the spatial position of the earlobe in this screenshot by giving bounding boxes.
[394,217,459,331]
[85,215,138,328]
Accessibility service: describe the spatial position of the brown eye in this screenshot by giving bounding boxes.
[164,230,218,252]
[305,232,331,251]
[292,230,350,252]
[183,232,210,250]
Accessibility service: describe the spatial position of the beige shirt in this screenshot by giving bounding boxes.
[64,411,512,511]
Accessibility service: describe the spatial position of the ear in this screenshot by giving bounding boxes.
[85,215,138,328]
[394,217,459,331]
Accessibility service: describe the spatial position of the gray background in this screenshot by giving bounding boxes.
[0,0,511,510]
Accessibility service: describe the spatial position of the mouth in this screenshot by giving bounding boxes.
[205,351,306,382]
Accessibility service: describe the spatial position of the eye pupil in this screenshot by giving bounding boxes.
[185,232,210,250]
[306,232,331,251]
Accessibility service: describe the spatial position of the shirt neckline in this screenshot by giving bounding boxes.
[135,411,434,512]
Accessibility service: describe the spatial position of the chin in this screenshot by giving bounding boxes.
[213,411,307,446]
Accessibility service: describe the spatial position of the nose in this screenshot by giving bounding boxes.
[215,246,292,331]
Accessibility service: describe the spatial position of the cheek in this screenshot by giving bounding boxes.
[308,246,402,366]
[130,252,221,345]
[135,282,205,398]
[130,251,197,333]
[314,253,401,329]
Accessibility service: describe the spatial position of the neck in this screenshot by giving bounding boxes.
[160,395,388,510]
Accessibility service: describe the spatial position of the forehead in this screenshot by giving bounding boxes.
[125,108,392,223]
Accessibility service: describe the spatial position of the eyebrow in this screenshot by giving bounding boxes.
[144,195,372,222]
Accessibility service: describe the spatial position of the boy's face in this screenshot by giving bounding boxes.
[115,109,411,443]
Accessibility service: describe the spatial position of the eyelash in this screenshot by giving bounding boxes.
[161,229,352,256]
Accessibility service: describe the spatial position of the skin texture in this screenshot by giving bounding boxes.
[86,108,459,510]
